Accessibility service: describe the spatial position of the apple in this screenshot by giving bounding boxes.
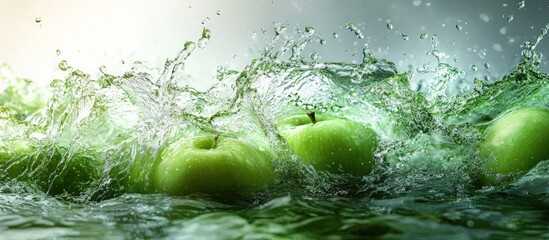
[152,135,276,195]
[478,107,549,185]
[276,112,378,176]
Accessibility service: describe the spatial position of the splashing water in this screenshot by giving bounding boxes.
[2,13,549,239]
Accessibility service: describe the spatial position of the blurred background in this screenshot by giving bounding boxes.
[1,0,548,89]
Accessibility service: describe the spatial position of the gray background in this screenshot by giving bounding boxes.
[1,0,548,89]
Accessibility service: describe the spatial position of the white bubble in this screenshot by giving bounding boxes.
[413,0,422,6]
[492,43,503,52]
[500,27,507,35]
[479,13,490,22]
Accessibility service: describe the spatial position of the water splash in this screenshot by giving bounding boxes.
[1,18,548,204]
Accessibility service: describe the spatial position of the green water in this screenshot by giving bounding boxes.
[2,19,549,239]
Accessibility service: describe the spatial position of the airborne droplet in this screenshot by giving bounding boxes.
[55,49,61,56]
[517,0,525,9]
[456,24,463,31]
[471,65,478,71]
[386,21,394,30]
[310,52,320,61]
[197,28,211,49]
[420,32,429,39]
[35,17,42,23]
[58,60,70,71]
[275,24,287,35]
[507,15,514,22]
[304,27,315,35]
[201,17,210,25]
[345,22,364,39]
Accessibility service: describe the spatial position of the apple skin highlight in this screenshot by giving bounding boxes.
[152,135,276,195]
[277,113,378,176]
[478,107,549,185]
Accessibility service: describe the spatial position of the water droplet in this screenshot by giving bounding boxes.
[58,60,70,71]
[275,24,287,35]
[320,39,326,45]
[121,59,126,64]
[304,26,315,35]
[503,3,508,7]
[99,65,107,74]
[484,62,491,69]
[197,28,211,49]
[413,0,422,6]
[55,49,61,56]
[517,0,525,9]
[386,21,394,30]
[332,33,339,39]
[507,15,514,22]
[201,17,210,25]
[479,13,490,22]
[401,34,409,40]
[216,10,221,15]
[310,52,320,61]
[471,65,478,71]
[456,24,463,31]
[345,22,364,39]
[493,43,503,52]
[420,32,429,39]
[35,17,42,23]
[453,58,459,62]
[542,28,548,36]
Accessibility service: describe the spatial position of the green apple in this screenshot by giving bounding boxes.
[276,112,378,176]
[152,135,276,195]
[478,107,549,185]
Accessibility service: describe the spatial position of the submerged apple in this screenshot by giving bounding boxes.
[277,112,378,176]
[152,135,276,195]
[478,107,549,185]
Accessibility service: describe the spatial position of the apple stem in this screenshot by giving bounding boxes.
[307,111,317,124]
[212,134,220,149]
